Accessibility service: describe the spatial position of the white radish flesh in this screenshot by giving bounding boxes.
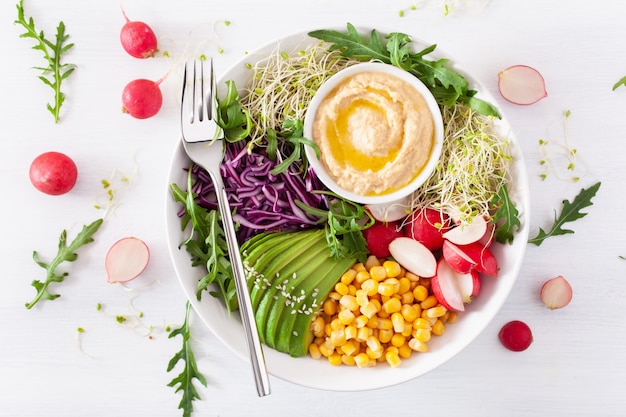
[498,65,547,105]
[431,259,465,311]
[365,198,410,222]
[388,237,437,278]
[541,275,572,309]
[442,215,488,245]
[106,237,150,283]
[456,270,481,303]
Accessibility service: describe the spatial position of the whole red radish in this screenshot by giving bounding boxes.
[121,78,163,119]
[404,207,450,251]
[29,151,78,195]
[120,7,157,59]
[499,320,533,351]
[363,221,403,258]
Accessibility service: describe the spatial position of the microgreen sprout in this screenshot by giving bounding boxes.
[538,110,588,182]
[409,103,512,223]
[93,160,138,216]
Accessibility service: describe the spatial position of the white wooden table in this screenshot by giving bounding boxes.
[2,1,625,416]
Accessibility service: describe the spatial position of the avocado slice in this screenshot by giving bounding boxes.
[287,257,356,357]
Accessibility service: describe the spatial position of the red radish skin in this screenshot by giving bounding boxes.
[442,240,477,274]
[431,259,465,311]
[363,221,404,258]
[457,241,498,277]
[121,78,163,119]
[442,215,488,246]
[388,237,437,278]
[404,207,451,251]
[498,65,547,105]
[541,275,573,309]
[29,151,78,195]
[120,7,157,59]
[105,237,150,283]
[499,320,533,351]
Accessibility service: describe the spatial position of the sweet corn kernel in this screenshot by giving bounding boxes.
[354,353,370,368]
[354,315,368,329]
[353,263,366,273]
[382,297,402,314]
[348,285,357,296]
[398,343,413,359]
[356,327,372,342]
[398,277,411,294]
[391,312,405,333]
[401,304,419,323]
[360,302,378,319]
[432,319,446,336]
[311,316,325,338]
[328,291,342,301]
[401,322,413,337]
[377,282,395,297]
[365,255,381,270]
[447,311,459,324]
[334,282,349,296]
[405,271,420,282]
[420,294,438,310]
[369,265,387,281]
[366,315,379,329]
[385,350,402,368]
[425,305,447,319]
[355,270,371,284]
[330,329,347,346]
[401,292,415,305]
[378,329,393,344]
[413,328,432,343]
[330,318,344,331]
[366,335,383,353]
[328,353,342,366]
[384,278,400,293]
[323,299,337,316]
[413,285,429,302]
[377,317,393,331]
[345,325,357,340]
[338,309,355,325]
[366,346,383,359]
[319,341,334,357]
[391,333,406,348]
[341,340,359,356]
[408,338,429,353]
[340,294,359,311]
[309,343,322,359]
[361,279,379,297]
[342,354,356,366]
[383,260,402,278]
[340,269,357,285]
[413,317,432,330]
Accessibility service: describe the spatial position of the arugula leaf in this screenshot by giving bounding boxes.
[612,76,626,91]
[26,218,103,309]
[170,171,237,312]
[217,80,253,142]
[528,182,601,246]
[308,23,500,118]
[15,0,75,123]
[491,183,521,244]
[267,119,320,175]
[167,301,207,417]
[296,193,374,263]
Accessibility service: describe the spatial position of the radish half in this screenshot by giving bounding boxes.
[541,275,573,309]
[105,237,150,283]
[388,237,437,278]
[498,65,547,105]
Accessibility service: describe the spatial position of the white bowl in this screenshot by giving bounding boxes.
[303,62,444,205]
[165,27,530,391]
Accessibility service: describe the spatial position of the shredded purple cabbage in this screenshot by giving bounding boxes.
[186,140,329,242]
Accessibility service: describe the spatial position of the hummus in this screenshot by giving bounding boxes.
[312,71,435,196]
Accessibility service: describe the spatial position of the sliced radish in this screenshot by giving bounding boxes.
[388,237,437,278]
[498,65,547,105]
[456,270,481,303]
[442,216,488,245]
[431,259,465,311]
[540,275,572,309]
[457,241,498,277]
[105,237,150,283]
[478,221,495,248]
[404,207,451,251]
[442,240,477,274]
[365,198,410,222]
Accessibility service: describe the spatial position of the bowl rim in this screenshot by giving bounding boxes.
[303,61,445,205]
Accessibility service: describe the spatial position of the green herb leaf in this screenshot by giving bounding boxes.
[612,76,626,91]
[308,23,500,118]
[170,171,237,312]
[528,182,601,246]
[491,183,521,244]
[167,301,207,417]
[26,219,103,309]
[15,0,75,123]
[268,119,320,175]
[217,80,252,142]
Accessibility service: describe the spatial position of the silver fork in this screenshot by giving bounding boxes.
[180,58,271,397]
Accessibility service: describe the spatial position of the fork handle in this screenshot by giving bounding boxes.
[211,173,271,397]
